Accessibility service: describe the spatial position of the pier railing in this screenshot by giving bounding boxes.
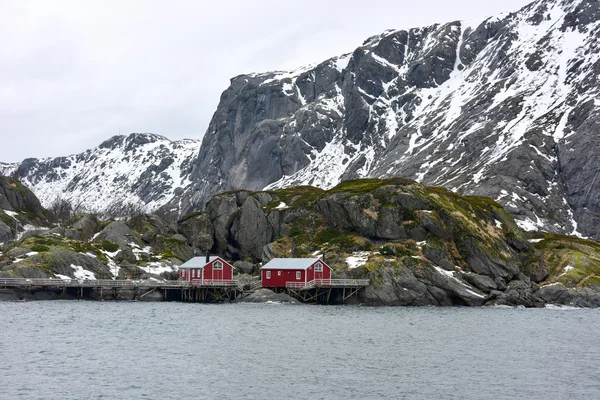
[286,279,370,290]
[0,277,367,291]
[286,281,316,289]
[0,278,239,289]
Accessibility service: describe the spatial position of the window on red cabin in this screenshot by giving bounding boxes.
[278,270,281,276]
[192,270,196,278]
[266,271,271,279]
[315,262,323,272]
[214,261,223,270]
[296,271,301,280]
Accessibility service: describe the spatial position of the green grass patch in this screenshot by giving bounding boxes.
[30,245,49,252]
[100,240,119,252]
[379,245,395,256]
[314,228,343,244]
[327,178,415,197]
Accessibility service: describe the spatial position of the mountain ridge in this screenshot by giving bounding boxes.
[0,133,200,216]
[2,0,600,241]
[175,0,600,240]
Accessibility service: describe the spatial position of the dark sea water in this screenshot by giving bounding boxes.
[0,302,598,400]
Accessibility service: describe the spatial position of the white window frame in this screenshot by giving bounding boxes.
[266,271,271,279]
[315,262,323,272]
[192,270,195,278]
[278,270,281,276]
[296,271,301,280]
[213,260,223,270]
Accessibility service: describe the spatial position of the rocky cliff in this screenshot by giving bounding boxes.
[175,0,600,240]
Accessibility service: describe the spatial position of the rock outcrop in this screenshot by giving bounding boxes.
[177,212,214,252]
[93,221,142,249]
[0,176,45,216]
[198,178,600,307]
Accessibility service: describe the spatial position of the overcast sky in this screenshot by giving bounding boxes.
[0,0,534,163]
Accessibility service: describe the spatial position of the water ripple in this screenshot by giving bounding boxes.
[0,302,598,399]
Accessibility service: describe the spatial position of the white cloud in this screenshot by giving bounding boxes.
[0,0,533,162]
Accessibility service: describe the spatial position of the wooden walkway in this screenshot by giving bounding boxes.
[0,278,240,289]
[0,277,370,304]
[285,279,370,290]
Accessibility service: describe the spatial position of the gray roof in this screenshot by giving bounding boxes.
[179,256,224,269]
[261,258,322,270]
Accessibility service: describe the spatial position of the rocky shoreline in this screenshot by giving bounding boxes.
[1,284,599,308]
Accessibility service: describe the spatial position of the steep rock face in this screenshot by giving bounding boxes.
[177,213,214,252]
[0,176,45,216]
[0,177,47,242]
[178,0,600,239]
[0,133,199,216]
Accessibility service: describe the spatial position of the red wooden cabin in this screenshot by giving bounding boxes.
[179,255,234,282]
[261,258,332,288]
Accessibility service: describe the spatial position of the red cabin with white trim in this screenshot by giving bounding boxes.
[179,256,234,282]
[261,258,332,288]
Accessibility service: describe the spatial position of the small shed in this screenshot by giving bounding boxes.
[261,258,332,288]
[179,255,234,282]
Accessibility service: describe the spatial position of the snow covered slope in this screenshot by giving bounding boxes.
[2,0,599,239]
[0,134,199,215]
[177,0,600,239]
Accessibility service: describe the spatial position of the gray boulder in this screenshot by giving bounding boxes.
[363,267,436,306]
[177,212,214,251]
[487,280,544,307]
[239,288,298,303]
[115,246,137,264]
[70,214,99,240]
[537,284,600,308]
[233,260,254,275]
[94,221,142,248]
[47,227,85,241]
[19,228,50,241]
[165,234,194,261]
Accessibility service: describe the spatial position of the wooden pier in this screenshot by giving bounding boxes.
[284,279,370,304]
[0,277,370,304]
[0,278,241,303]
